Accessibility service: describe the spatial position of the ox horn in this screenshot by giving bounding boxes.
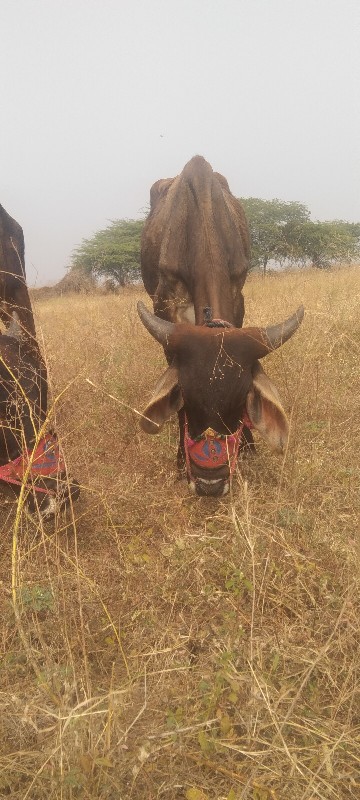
[137,301,175,346]
[5,311,22,340]
[256,305,304,354]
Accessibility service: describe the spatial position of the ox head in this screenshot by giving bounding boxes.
[137,301,304,497]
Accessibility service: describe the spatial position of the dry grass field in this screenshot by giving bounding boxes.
[0,266,359,800]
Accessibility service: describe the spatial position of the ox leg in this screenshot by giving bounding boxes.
[176,407,186,476]
[233,290,246,328]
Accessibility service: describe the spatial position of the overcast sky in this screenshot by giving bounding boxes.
[1,0,359,285]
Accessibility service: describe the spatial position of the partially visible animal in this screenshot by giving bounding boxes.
[0,204,79,517]
[138,156,304,497]
[0,205,36,338]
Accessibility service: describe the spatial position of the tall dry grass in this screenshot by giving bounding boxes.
[0,267,359,799]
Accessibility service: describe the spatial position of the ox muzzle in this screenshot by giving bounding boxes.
[184,415,251,497]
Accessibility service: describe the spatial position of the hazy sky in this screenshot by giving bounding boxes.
[1,0,359,285]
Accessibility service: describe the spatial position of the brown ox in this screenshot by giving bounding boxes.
[0,204,79,517]
[138,156,303,497]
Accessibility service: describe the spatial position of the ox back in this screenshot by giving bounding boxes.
[141,155,250,329]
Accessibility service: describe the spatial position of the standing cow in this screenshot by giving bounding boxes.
[0,204,79,517]
[138,156,303,497]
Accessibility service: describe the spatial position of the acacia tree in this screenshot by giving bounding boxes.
[239,198,310,274]
[284,220,360,268]
[71,219,144,285]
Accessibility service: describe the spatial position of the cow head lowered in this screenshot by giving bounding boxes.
[137,301,304,497]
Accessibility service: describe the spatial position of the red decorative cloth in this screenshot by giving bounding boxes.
[0,434,65,495]
[184,411,253,478]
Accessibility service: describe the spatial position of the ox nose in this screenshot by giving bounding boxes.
[192,477,229,498]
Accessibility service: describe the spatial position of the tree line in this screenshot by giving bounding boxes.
[71,199,360,285]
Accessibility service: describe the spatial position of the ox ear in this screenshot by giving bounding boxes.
[246,361,289,453]
[141,365,183,434]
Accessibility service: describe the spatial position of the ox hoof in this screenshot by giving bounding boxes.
[176,448,186,475]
